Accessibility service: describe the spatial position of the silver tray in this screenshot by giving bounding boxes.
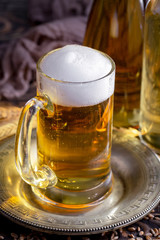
[0,130,159,235]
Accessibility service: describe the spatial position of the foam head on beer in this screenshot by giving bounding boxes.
[39,45,115,107]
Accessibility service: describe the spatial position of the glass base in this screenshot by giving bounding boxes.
[31,172,113,211]
[140,133,160,154]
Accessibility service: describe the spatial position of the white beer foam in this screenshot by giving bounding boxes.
[39,45,115,107]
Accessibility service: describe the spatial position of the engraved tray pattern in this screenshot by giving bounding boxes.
[0,130,159,235]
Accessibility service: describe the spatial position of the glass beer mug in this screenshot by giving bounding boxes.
[15,45,115,209]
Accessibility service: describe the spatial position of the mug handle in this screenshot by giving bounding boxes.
[15,95,58,189]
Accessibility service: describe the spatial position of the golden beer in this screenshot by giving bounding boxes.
[37,96,113,192]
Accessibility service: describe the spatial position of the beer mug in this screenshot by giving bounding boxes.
[15,45,115,209]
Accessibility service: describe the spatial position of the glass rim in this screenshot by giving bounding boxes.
[37,46,115,85]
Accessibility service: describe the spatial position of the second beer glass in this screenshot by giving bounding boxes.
[140,0,160,153]
[84,0,144,128]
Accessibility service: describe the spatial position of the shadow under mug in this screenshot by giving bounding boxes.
[15,46,115,210]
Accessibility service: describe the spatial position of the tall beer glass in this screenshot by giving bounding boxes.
[140,0,160,154]
[15,45,115,209]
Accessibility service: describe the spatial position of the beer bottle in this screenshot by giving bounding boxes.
[83,0,144,128]
[140,0,160,153]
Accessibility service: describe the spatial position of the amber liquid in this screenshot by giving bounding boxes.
[37,96,113,195]
[84,0,144,127]
[140,2,160,153]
